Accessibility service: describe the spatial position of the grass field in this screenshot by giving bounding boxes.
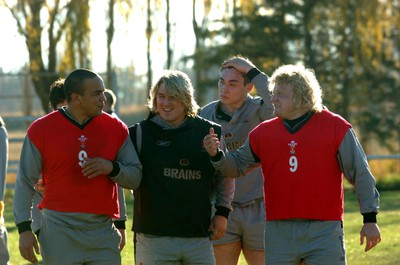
[3,189,400,265]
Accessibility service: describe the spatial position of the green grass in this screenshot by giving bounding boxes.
[343,190,400,265]
[4,189,400,265]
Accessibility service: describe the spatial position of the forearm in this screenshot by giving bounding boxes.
[338,129,380,215]
[211,139,259,178]
[14,137,42,226]
[110,138,142,190]
[113,185,127,229]
[249,69,269,99]
[214,174,234,212]
[250,71,274,119]
[116,185,127,220]
[211,150,240,178]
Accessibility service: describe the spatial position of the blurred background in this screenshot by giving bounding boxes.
[0,0,399,186]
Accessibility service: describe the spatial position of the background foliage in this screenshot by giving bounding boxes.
[0,0,399,151]
[1,1,399,264]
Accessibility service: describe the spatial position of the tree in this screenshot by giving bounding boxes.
[165,0,172,68]
[188,0,399,150]
[106,0,115,90]
[188,0,304,104]
[301,0,400,150]
[189,0,214,103]
[2,0,92,113]
[348,0,400,150]
[145,0,153,95]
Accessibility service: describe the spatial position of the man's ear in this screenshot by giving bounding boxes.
[70,93,80,104]
[246,83,254,93]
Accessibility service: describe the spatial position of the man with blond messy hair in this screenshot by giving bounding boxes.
[129,70,234,265]
[203,64,381,265]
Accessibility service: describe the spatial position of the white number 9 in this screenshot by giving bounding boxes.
[289,156,298,172]
[78,150,88,167]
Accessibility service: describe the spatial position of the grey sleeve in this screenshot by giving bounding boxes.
[31,191,43,233]
[114,185,127,221]
[214,174,234,213]
[110,137,142,190]
[13,136,42,225]
[213,137,234,210]
[252,72,274,120]
[212,138,259,178]
[0,127,8,201]
[337,128,380,214]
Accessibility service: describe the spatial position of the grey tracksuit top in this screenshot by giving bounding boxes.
[200,71,274,205]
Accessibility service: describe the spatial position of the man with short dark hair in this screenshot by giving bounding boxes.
[200,56,273,265]
[104,88,117,116]
[14,68,142,264]
[48,78,67,110]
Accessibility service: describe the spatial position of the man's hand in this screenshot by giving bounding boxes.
[81,157,113,178]
[360,223,381,252]
[118,228,126,251]
[35,179,45,195]
[203,127,220,157]
[19,231,40,264]
[222,57,256,74]
[209,215,228,241]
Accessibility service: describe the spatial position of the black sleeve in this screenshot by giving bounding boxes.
[113,220,126,229]
[128,123,139,151]
[363,212,377,223]
[215,206,230,218]
[17,221,32,234]
[246,67,261,82]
